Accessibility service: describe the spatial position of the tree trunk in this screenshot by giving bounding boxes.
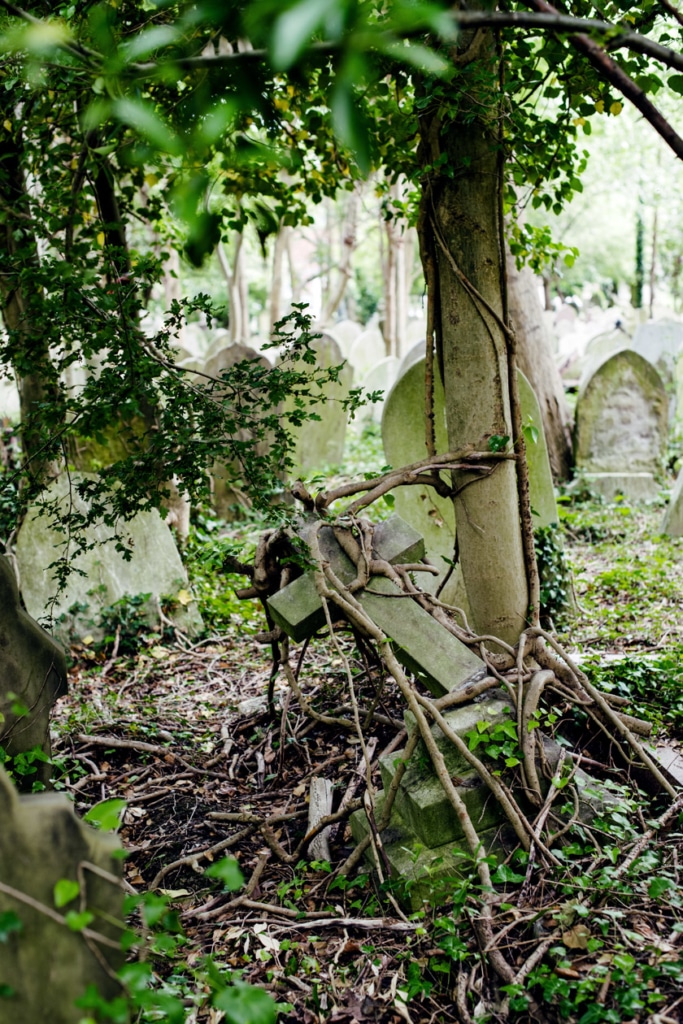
[0,134,62,486]
[506,253,573,481]
[419,48,529,645]
[269,222,288,333]
[320,188,360,325]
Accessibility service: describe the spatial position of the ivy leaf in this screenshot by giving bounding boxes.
[54,878,80,908]
[84,797,127,831]
[0,911,22,943]
[491,863,526,884]
[205,857,245,891]
[648,876,674,899]
[214,981,278,1024]
[65,910,95,932]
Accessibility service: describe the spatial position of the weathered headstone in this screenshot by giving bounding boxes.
[266,516,484,699]
[358,356,399,423]
[348,328,386,378]
[633,319,683,383]
[578,325,633,389]
[381,358,464,608]
[381,360,556,606]
[574,349,668,501]
[405,317,427,347]
[14,473,202,643]
[281,333,353,475]
[0,765,125,1023]
[0,555,67,785]
[329,319,362,356]
[203,343,273,518]
[397,340,425,378]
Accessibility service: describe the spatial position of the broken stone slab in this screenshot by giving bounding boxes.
[266,515,483,696]
[350,791,517,911]
[0,554,67,787]
[14,472,203,644]
[382,700,618,849]
[267,515,425,643]
[0,765,125,1023]
[379,698,513,848]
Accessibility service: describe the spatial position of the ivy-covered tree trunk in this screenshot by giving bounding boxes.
[419,37,530,646]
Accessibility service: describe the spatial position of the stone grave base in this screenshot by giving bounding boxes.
[350,698,620,909]
[578,472,658,502]
[350,793,518,911]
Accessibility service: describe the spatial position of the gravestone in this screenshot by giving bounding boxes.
[633,319,683,383]
[574,349,668,501]
[405,318,427,346]
[14,473,202,643]
[381,358,464,609]
[0,555,67,786]
[358,356,399,423]
[281,333,353,476]
[382,359,557,608]
[329,319,362,356]
[348,328,386,379]
[397,340,425,378]
[578,325,633,389]
[203,343,273,518]
[267,515,484,699]
[0,374,20,421]
[0,765,125,1023]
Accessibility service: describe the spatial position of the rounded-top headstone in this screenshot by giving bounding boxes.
[280,333,353,475]
[398,340,426,378]
[330,319,363,354]
[358,356,400,423]
[574,349,668,475]
[381,358,459,601]
[349,328,386,377]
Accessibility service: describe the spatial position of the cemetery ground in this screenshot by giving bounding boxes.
[41,445,683,1024]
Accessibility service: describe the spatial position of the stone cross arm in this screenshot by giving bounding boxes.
[267,515,484,697]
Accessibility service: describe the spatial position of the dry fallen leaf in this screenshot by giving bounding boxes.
[562,923,591,950]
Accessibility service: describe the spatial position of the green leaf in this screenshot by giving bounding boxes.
[204,857,245,891]
[111,98,181,156]
[271,0,334,70]
[669,75,683,95]
[331,75,370,175]
[383,493,395,508]
[214,981,278,1024]
[84,798,127,831]
[65,910,95,931]
[0,911,22,943]
[491,863,526,884]
[122,25,180,62]
[54,878,80,908]
[648,876,674,899]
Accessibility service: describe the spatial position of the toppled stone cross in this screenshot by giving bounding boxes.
[266,515,484,697]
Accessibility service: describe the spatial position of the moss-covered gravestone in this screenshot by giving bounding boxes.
[381,360,558,612]
[203,342,273,519]
[280,333,353,475]
[0,765,125,1023]
[574,349,668,501]
[14,474,202,644]
[0,555,67,785]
